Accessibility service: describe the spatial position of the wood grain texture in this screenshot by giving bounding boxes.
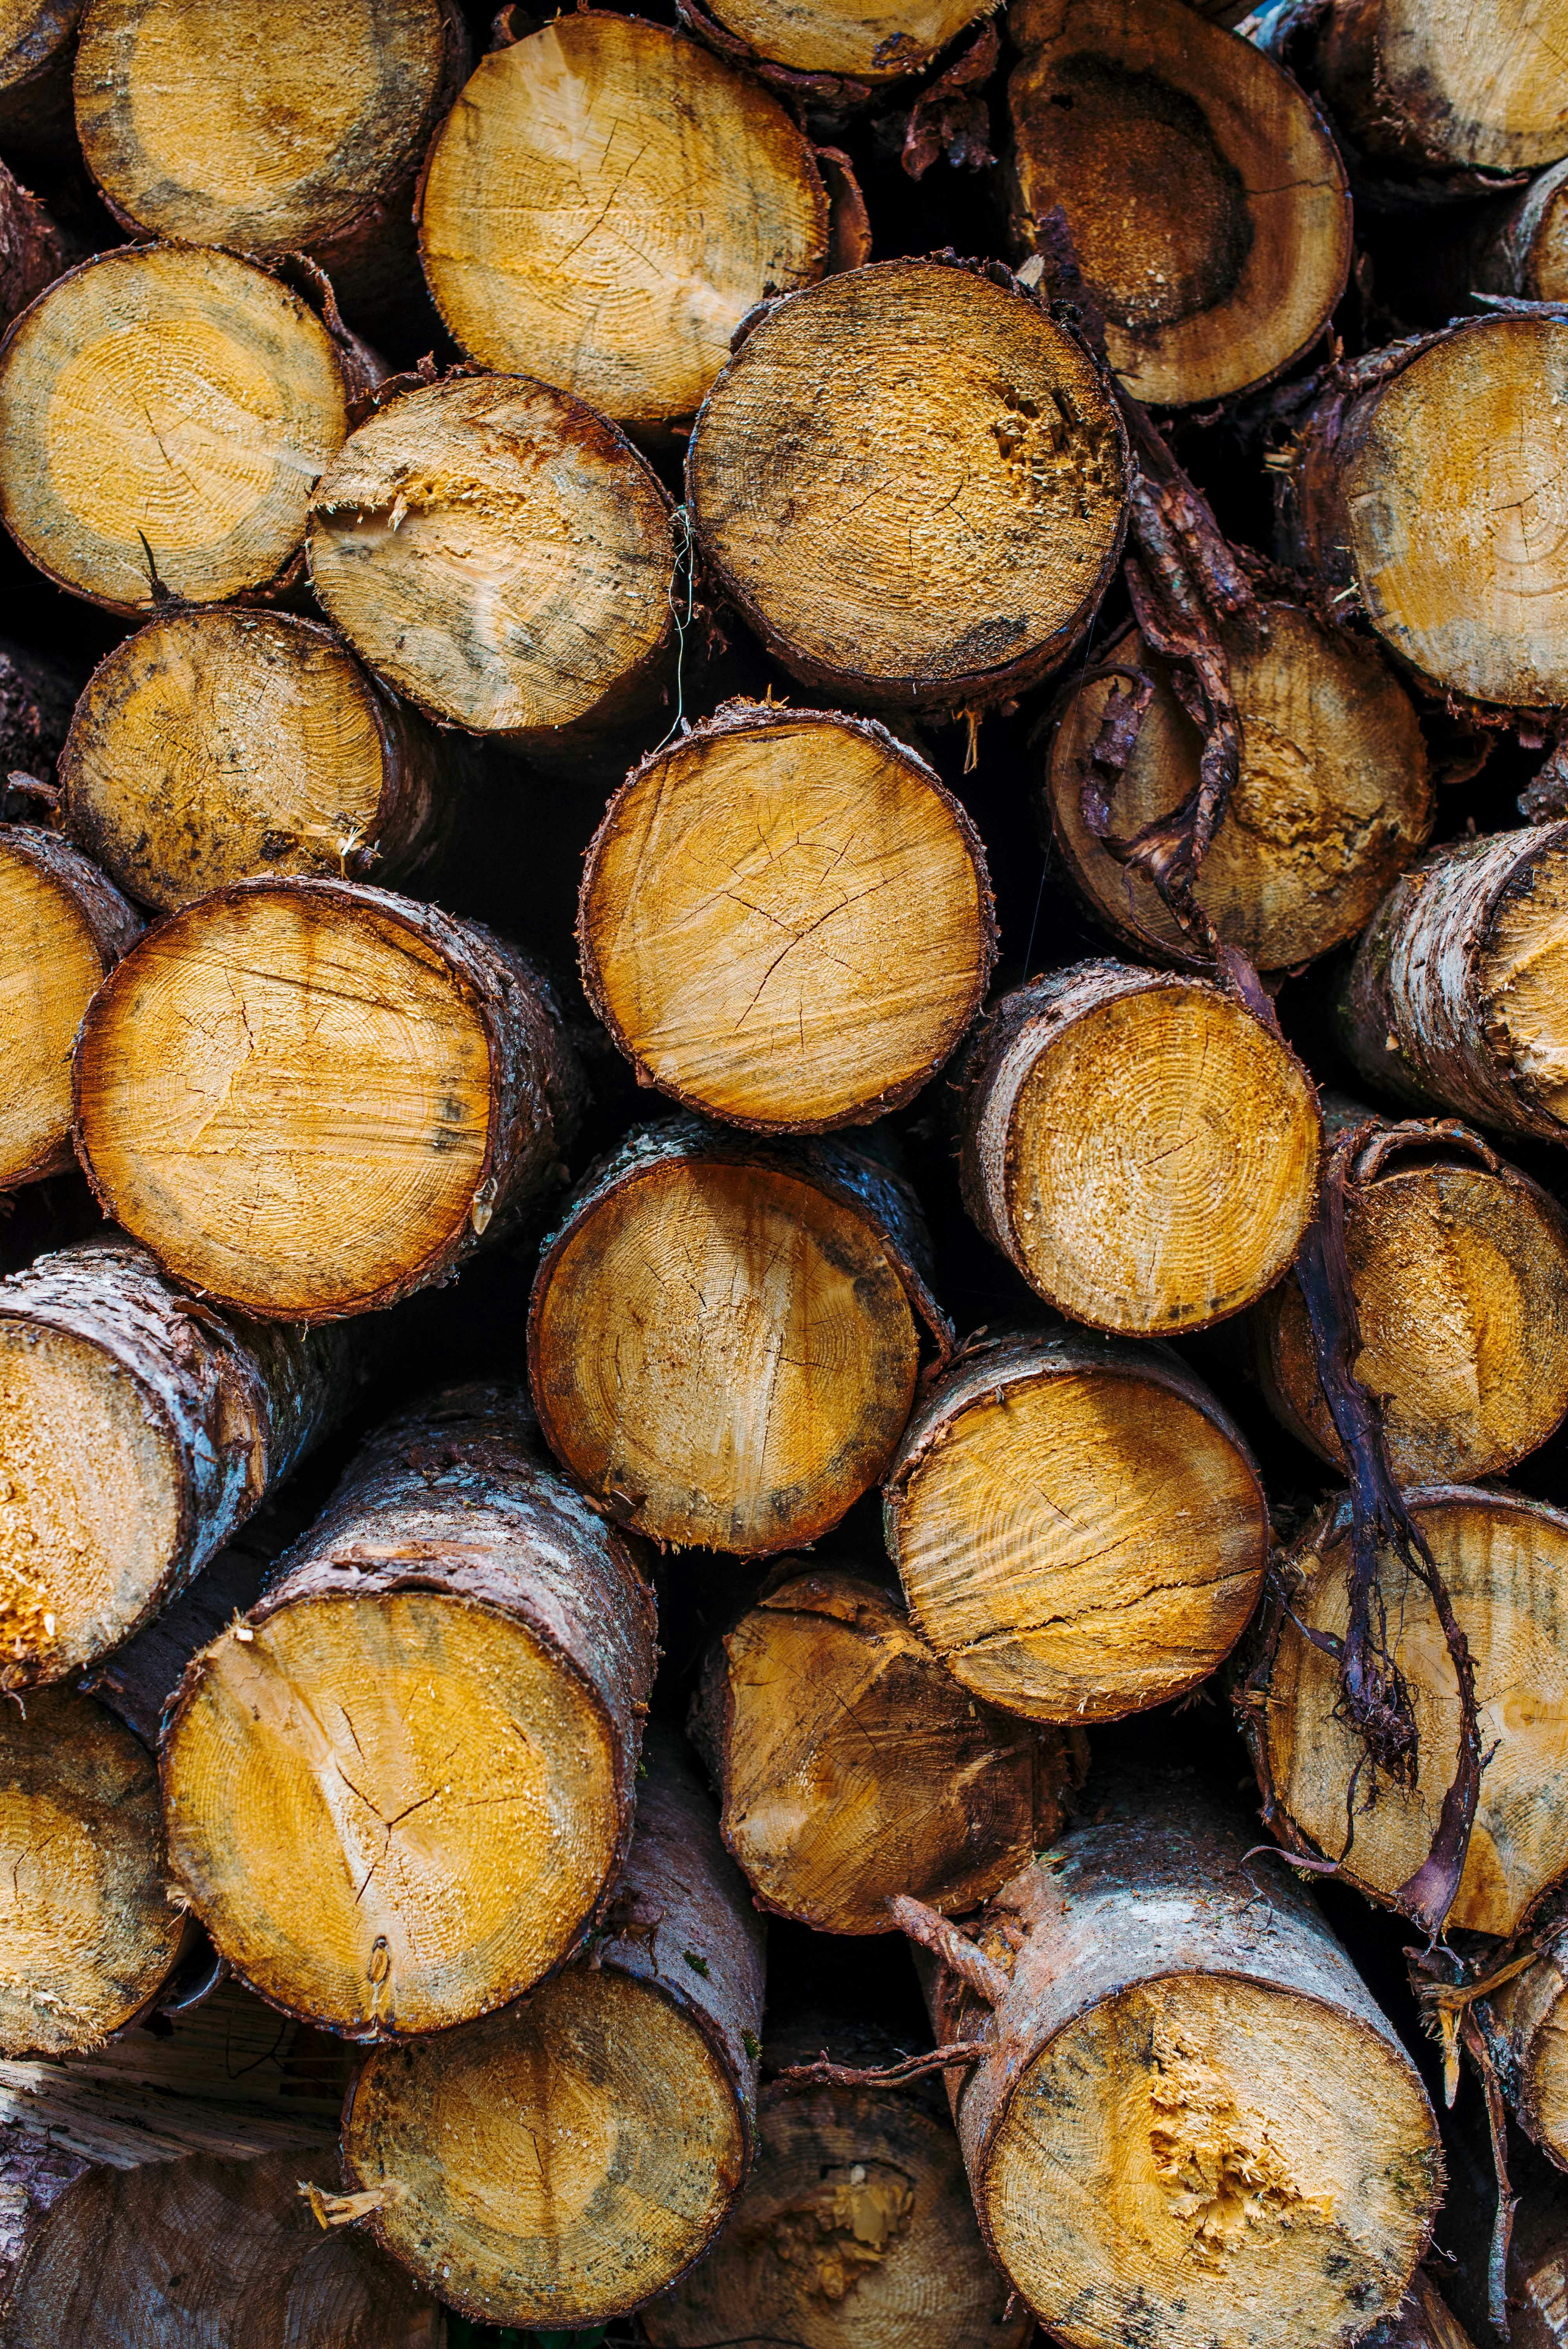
[1489,1909,1568,2172]
[698,0,987,77]
[687,258,1127,711]
[1315,0,1568,173]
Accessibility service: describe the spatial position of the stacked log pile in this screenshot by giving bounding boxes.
[3,0,1568,2344]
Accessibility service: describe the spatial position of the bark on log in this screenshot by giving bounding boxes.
[527,1115,948,1554]
[419,14,829,438]
[579,700,996,1132]
[686,257,1128,714]
[1489,1911,1568,2174]
[955,960,1322,1333]
[884,1327,1269,1722]
[0,1683,185,2056]
[1007,0,1351,407]
[694,0,988,78]
[907,1774,1441,2349]
[1252,1112,1568,1483]
[1241,1485,1568,1938]
[162,1381,656,2040]
[0,245,356,615]
[1339,825,1568,1142]
[61,609,460,912]
[1290,317,1568,709]
[1365,2274,1477,2349]
[1311,0,1568,176]
[307,374,678,770]
[73,876,586,1320]
[1039,605,1431,973]
[0,633,77,780]
[643,2015,1032,2349]
[690,1561,1080,1932]
[0,822,141,1189]
[73,0,468,347]
[1409,159,1568,312]
[338,1727,765,2329]
[0,1233,354,1682]
[1509,2185,1568,2349]
[0,2,80,164]
[0,156,71,331]
[0,1978,440,2345]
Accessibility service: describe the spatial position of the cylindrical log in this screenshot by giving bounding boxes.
[307,373,677,767]
[73,0,467,346]
[1007,0,1351,406]
[686,257,1128,713]
[0,823,141,1188]
[0,633,78,779]
[884,1328,1269,1722]
[909,1775,1441,2349]
[419,14,829,437]
[0,1682,184,2055]
[1312,0,1568,175]
[60,609,460,912]
[695,0,987,77]
[1339,825,1568,1141]
[0,1234,355,1683]
[1241,1485,1568,1937]
[527,1115,948,1554]
[1252,1113,1568,1482]
[1488,1909,1568,2173]
[0,3,80,164]
[1364,2276,1477,2349]
[162,1382,656,2040]
[579,701,996,1132]
[73,876,586,1319]
[0,157,72,332]
[1509,2185,1568,2349]
[338,1728,766,2329]
[643,2014,1032,2349]
[0,244,355,615]
[1291,316,1568,708]
[955,960,1322,1333]
[1039,605,1431,972]
[690,1561,1082,1932]
[1411,157,1568,310]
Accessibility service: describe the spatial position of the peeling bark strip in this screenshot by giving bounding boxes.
[1308,0,1568,176]
[340,1728,765,2329]
[61,610,460,914]
[643,2015,1032,2349]
[579,700,997,1134]
[0,246,356,616]
[1007,0,1351,407]
[0,1235,355,1685]
[306,374,678,771]
[884,1327,1269,1723]
[900,1774,1441,2349]
[1040,604,1432,974]
[955,961,1322,1333]
[419,13,829,437]
[528,1114,948,1555]
[689,1561,1079,1932]
[1291,317,1568,709]
[162,1382,656,2040]
[1340,823,1568,1142]
[0,823,141,1189]
[1238,1485,1568,1939]
[74,0,468,346]
[1253,1108,1568,1482]
[74,876,585,1321]
[686,257,1128,714]
[1487,1909,1568,2172]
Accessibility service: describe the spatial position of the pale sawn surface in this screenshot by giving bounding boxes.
[0,839,110,1185]
[701,0,987,78]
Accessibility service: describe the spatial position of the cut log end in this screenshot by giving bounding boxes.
[1042,606,1431,972]
[0,246,349,614]
[307,374,675,750]
[1253,1487,1568,1938]
[1008,0,1350,406]
[0,826,139,1188]
[886,1334,1268,1723]
[701,0,986,78]
[0,1684,182,2057]
[1317,0,1568,175]
[687,259,1127,710]
[580,706,995,1131]
[419,14,828,433]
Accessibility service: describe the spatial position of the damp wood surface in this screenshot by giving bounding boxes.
[579,702,996,1131]
[1007,0,1351,406]
[73,877,584,1319]
[691,1562,1078,1931]
[1312,0,1568,173]
[1040,606,1432,972]
[884,1328,1269,1723]
[1247,1486,1568,1936]
[160,1383,656,2039]
[687,258,1128,711]
[957,961,1322,1333]
[419,13,828,435]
